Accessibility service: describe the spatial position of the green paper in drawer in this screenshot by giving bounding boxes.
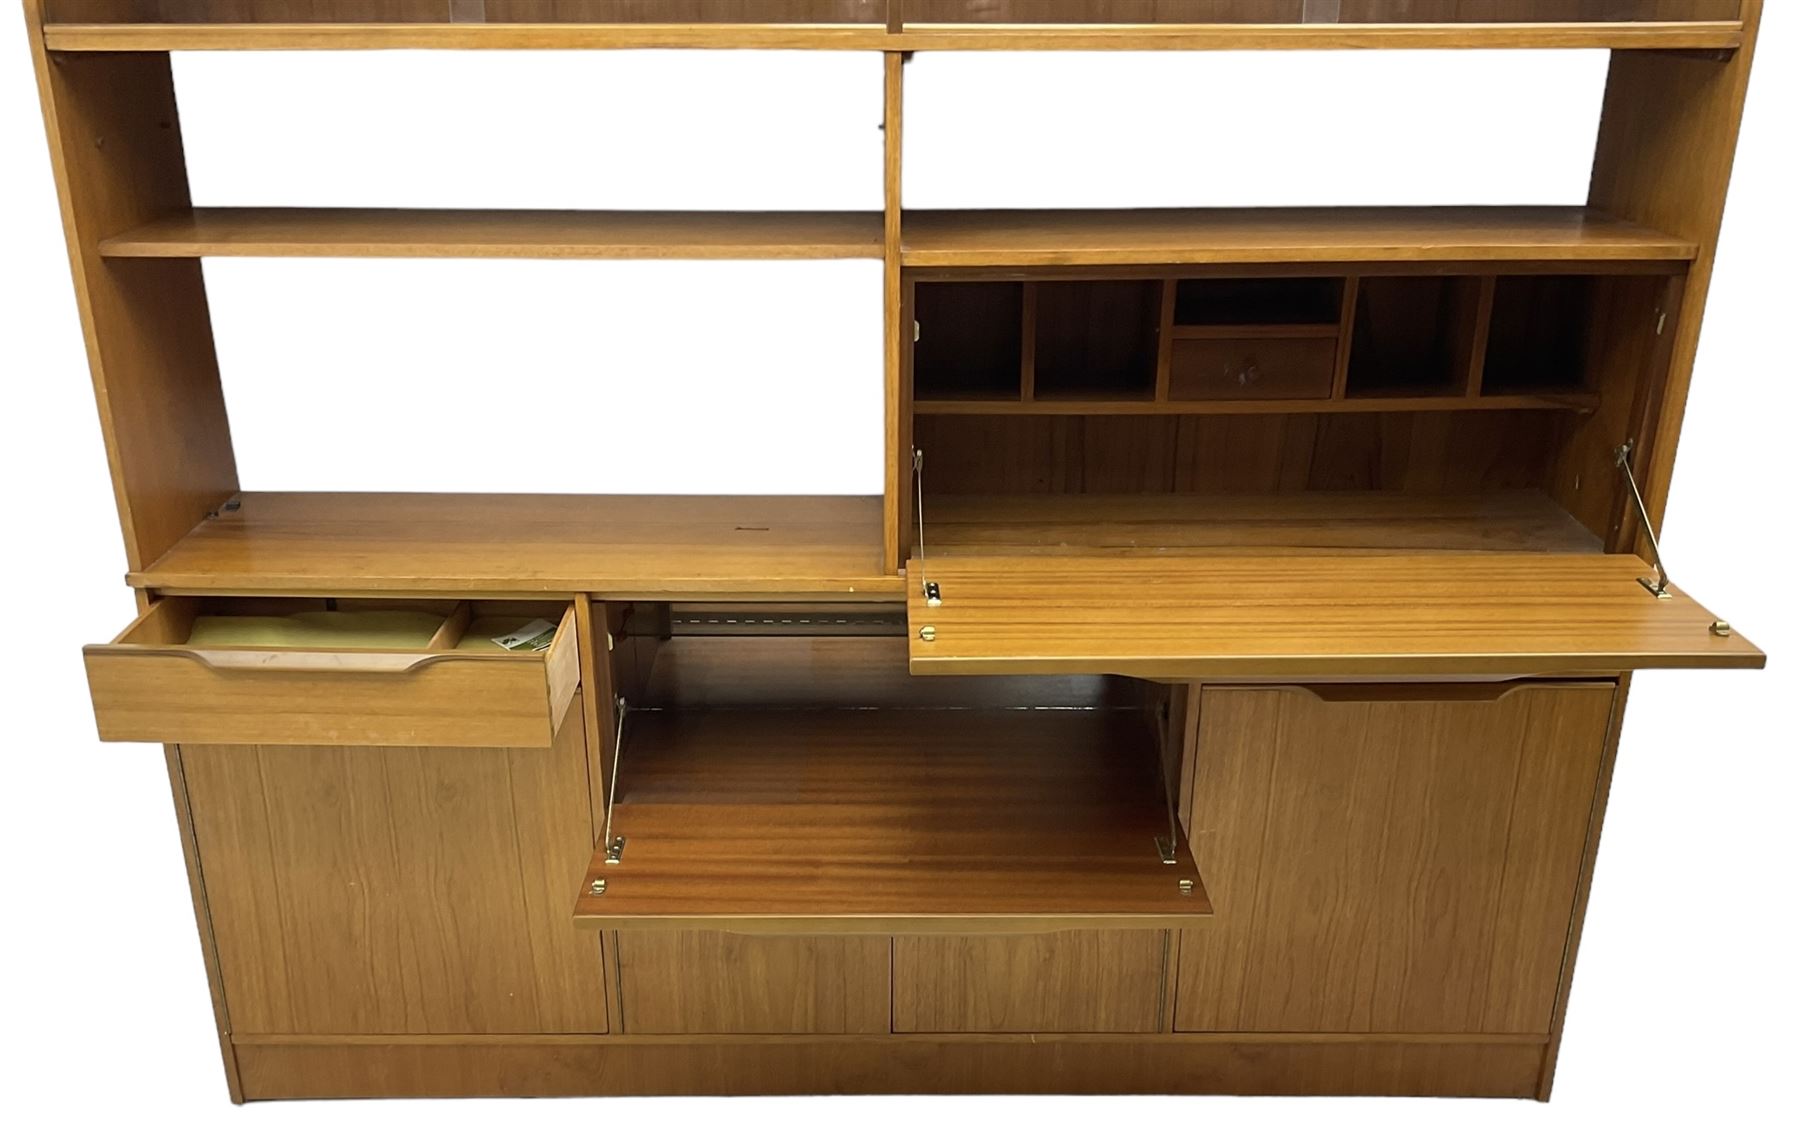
[186,610,445,649]
[458,617,558,652]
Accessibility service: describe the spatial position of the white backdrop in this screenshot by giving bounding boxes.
[1,22,1794,1143]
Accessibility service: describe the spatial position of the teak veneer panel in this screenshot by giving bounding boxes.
[84,599,579,748]
[25,39,237,572]
[41,22,897,51]
[181,716,605,1035]
[101,208,886,260]
[616,932,891,1034]
[893,931,1168,1033]
[132,492,897,598]
[903,208,1697,269]
[41,21,1745,52]
[917,492,1603,557]
[1178,683,1614,1034]
[907,553,1764,679]
[229,1037,1547,1099]
[572,708,1210,933]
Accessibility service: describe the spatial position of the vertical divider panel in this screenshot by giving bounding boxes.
[573,593,610,846]
[1463,275,1499,398]
[1329,275,1360,400]
[884,50,906,573]
[1020,282,1040,401]
[25,10,238,571]
[1587,0,1764,540]
[1152,279,1177,402]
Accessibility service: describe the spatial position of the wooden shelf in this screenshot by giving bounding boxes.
[902,207,1697,269]
[130,493,900,599]
[907,554,1766,680]
[41,22,895,52]
[572,707,1211,935]
[916,492,1605,558]
[42,21,1743,54]
[914,392,1598,416]
[100,209,885,261]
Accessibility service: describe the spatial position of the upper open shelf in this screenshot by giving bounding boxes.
[100,209,886,261]
[98,207,1689,269]
[41,2,1745,53]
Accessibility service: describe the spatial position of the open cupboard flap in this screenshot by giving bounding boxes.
[905,553,1763,680]
[571,705,1211,935]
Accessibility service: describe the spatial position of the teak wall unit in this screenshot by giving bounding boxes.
[24,0,1767,1104]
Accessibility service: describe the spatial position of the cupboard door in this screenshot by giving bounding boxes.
[1177,683,1614,1035]
[182,714,605,1035]
[616,933,890,1034]
[894,932,1167,1033]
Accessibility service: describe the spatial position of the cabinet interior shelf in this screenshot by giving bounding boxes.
[913,393,1599,416]
[572,706,1212,935]
[913,492,1603,558]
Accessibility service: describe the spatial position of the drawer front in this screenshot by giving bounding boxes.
[1177,682,1615,1035]
[84,599,578,748]
[894,931,1167,1033]
[615,932,890,1034]
[1169,336,1337,401]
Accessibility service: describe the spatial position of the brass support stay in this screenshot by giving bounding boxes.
[1616,441,1672,599]
[913,447,940,607]
[599,696,629,864]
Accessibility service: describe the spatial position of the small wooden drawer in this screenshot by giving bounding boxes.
[1168,334,1337,401]
[84,598,579,748]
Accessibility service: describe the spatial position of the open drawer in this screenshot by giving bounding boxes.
[572,608,1209,935]
[906,553,1764,679]
[84,597,579,748]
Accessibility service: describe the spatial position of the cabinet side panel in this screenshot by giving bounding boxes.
[26,29,236,569]
[1586,0,1763,536]
[1481,687,1621,1034]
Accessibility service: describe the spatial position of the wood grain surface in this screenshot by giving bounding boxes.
[573,708,1210,933]
[1177,683,1614,1034]
[130,492,897,597]
[101,208,885,260]
[907,552,1763,678]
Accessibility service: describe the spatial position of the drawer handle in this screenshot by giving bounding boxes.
[124,648,492,676]
[1290,681,1607,704]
